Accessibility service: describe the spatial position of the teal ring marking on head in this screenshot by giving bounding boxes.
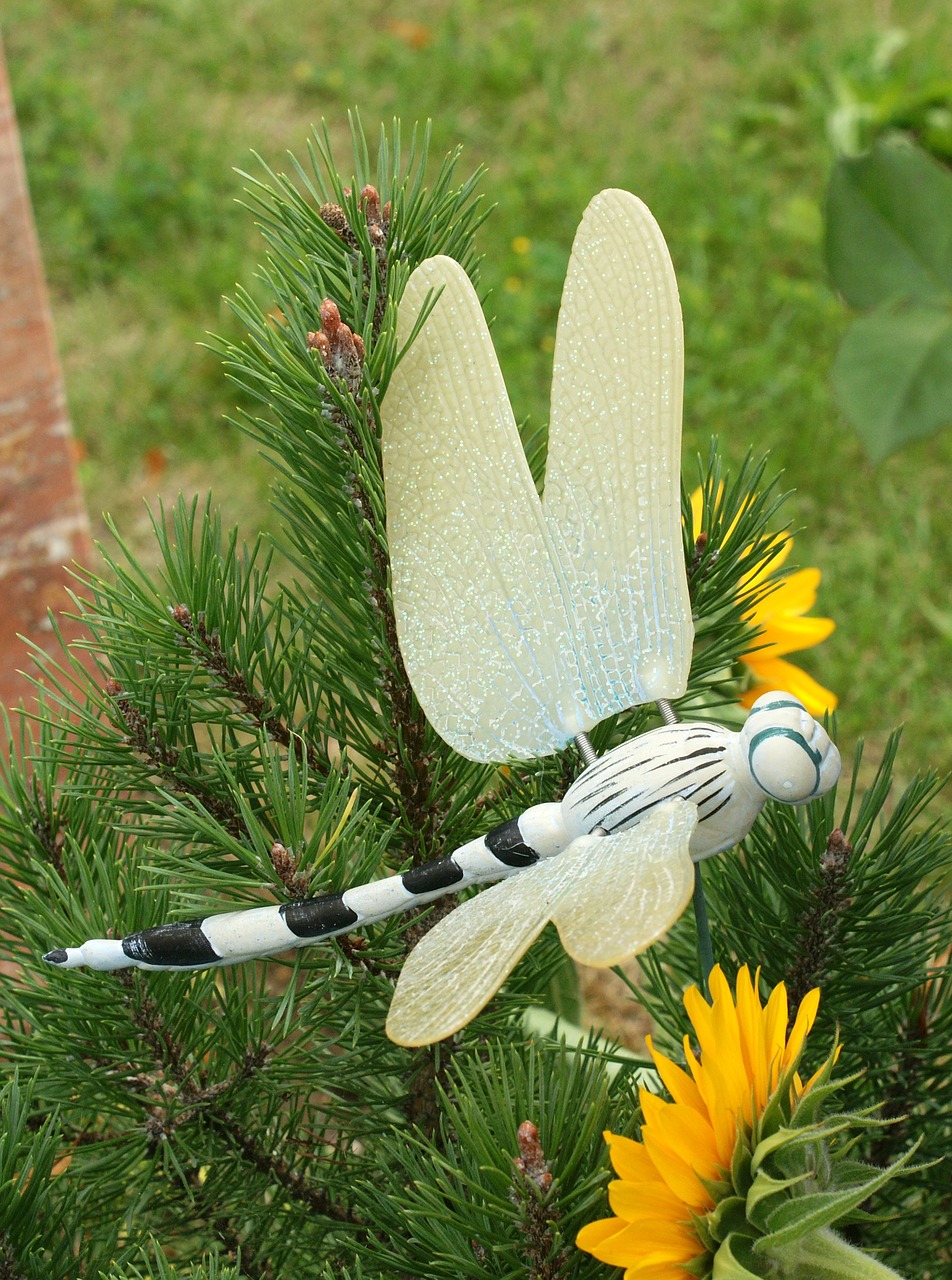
[746,698,805,717]
[747,726,822,797]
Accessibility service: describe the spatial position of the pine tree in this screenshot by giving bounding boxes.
[0,121,948,1279]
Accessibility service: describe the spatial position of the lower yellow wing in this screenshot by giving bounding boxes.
[385,857,561,1047]
[385,800,697,1046]
[550,800,696,967]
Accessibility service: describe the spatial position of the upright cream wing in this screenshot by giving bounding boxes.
[544,189,693,712]
[382,257,583,761]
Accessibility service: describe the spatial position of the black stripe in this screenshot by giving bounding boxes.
[642,745,725,774]
[602,769,729,828]
[579,769,649,802]
[584,760,725,826]
[122,920,220,967]
[699,792,733,822]
[598,795,669,833]
[281,893,358,939]
[688,779,730,811]
[402,858,466,894]
[582,785,639,821]
[580,744,724,803]
[485,817,539,868]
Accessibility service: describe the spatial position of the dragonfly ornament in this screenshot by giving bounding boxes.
[44,190,841,1046]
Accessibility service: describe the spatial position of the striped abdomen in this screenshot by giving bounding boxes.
[42,803,567,972]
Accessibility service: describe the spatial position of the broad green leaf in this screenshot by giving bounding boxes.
[825,139,952,309]
[831,301,952,460]
[754,1143,919,1251]
[713,1233,770,1279]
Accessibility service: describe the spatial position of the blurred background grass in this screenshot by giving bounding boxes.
[4,0,951,788]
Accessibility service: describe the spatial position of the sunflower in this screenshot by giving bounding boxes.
[577,966,911,1280]
[689,488,837,717]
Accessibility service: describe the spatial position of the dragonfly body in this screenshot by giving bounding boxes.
[44,189,842,1043]
[44,692,838,975]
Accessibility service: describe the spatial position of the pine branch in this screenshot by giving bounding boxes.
[168,604,327,778]
[105,677,246,838]
[785,826,853,1009]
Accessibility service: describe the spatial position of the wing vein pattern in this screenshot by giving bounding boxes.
[382,190,693,762]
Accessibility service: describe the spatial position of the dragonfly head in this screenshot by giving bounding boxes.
[740,692,841,804]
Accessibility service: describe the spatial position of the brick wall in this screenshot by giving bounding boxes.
[0,38,94,721]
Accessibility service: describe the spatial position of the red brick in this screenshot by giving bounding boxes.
[0,37,94,725]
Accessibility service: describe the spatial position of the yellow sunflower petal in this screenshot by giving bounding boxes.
[605,1132,658,1182]
[690,487,705,536]
[578,1210,702,1264]
[580,1216,704,1267]
[744,612,835,658]
[608,1178,695,1224]
[734,966,770,1112]
[679,1040,739,1168]
[762,982,790,1090]
[683,981,717,1047]
[624,1261,706,1280]
[682,983,746,1163]
[647,1035,706,1114]
[783,987,820,1070]
[577,1217,626,1250]
[712,997,754,1120]
[740,659,838,715]
[640,1093,720,1206]
[751,567,822,618]
[685,971,751,1122]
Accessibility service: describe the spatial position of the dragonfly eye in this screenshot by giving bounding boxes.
[747,728,824,802]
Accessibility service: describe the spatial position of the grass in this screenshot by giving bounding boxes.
[4,0,952,782]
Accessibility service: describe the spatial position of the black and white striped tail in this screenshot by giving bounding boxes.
[42,804,566,972]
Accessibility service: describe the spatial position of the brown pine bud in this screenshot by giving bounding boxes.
[512,1120,552,1193]
[319,202,349,234]
[359,184,382,226]
[309,299,365,391]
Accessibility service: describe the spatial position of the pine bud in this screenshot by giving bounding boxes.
[309,299,365,392]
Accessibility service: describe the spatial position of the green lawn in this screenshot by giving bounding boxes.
[5,0,952,782]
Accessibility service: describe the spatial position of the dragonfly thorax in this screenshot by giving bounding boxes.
[559,693,841,866]
[560,720,754,861]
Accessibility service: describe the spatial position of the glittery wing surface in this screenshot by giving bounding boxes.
[385,858,560,1047]
[382,257,588,762]
[543,189,694,713]
[549,800,696,966]
[384,800,696,1047]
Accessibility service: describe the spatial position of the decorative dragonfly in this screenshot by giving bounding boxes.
[44,190,841,1046]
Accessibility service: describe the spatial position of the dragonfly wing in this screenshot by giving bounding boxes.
[382,257,585,762]
[543,189,694,715]
[386,845,594,1047]
[550,799,697,967]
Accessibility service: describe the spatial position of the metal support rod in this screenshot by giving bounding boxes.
[693,861,715,998]
[656,698,679,726]
[574,731,598,767]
